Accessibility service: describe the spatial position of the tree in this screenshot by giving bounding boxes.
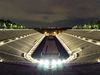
[0,19,26,29]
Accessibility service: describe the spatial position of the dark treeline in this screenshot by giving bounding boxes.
[0,19,25,29]
[72,21,100,29]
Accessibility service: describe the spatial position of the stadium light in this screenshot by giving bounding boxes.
[44,60,50,69]
[0,41,4,45]
[39,59,44,65]
[15,37,19,40]
[57,59,62,65]
[82,37,86,40]
[45,60,49,65]
[20,36,23,38]
[44,32,49,36]
[51,60,57,65]
[37,59,66,70]
[88,39,92,42]
[53,31,57,35]
[96,42,100,45]
[0,59,3,62]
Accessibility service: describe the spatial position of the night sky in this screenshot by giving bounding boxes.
[0,0,100,27]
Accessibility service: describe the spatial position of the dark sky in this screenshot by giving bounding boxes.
[0,0,100,25]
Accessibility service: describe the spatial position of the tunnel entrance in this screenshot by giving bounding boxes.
[32,35,69,59]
